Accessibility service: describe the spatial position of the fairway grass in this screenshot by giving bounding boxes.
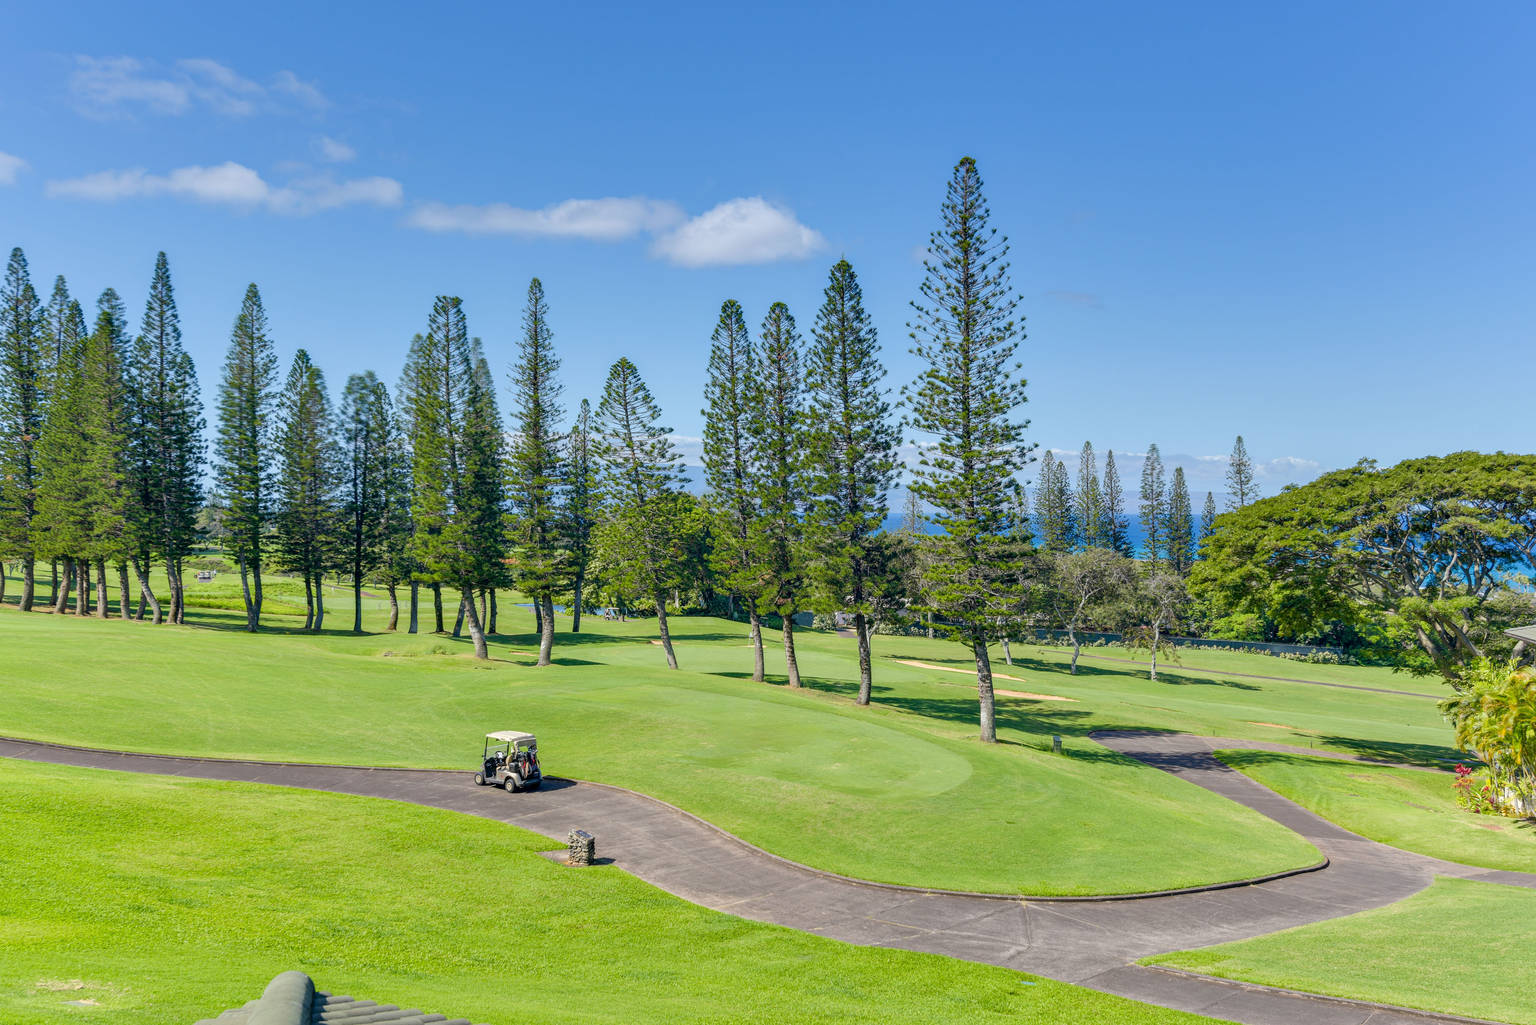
[1145,877,1536,1024]
[1214,750,1536,872]
[0,760,1225,1025]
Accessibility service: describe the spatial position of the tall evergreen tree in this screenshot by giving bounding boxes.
[213,284,278,632]
[594,357,685,669]
[750,301,809,687]
[1075,441,1106,548]
[464,341,507,636]
[1036,450,1076,553]
[130,252,203,623]
[1226,434,1258,509]
[805,258,900,706]
[905,156,1031,743]
[82,291,134,618]
[508,278,564,665]
[0,248,44,610]
[376,391,414,631]
[1138,443,1167,566]
[274,350,339,631]
[39,279,88,602]
[1198,490,1218,553]
[1166,465,1194,574]
[340,372,392,633]
[564,398,599,633]
[405,296,495,658]
[700,299,766,680]
[1103,449,1132,556]
[33,298,92,614]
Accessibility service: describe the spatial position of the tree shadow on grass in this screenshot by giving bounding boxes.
[1312,735,1466,768]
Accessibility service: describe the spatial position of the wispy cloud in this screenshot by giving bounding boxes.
[69,56,329,118]
[312,136,356,163]
[0,152,25,185]
[406,196,684,240]
[651,197,824,267]
[46,161,401,215]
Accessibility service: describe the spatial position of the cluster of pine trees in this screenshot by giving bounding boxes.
[0,249,202,623]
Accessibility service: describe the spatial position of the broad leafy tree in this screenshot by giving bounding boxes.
[214,284,278,631]
[1044,547,1137,673]
[804,259,900,705]
[594,357,685,668]
[905,156,1032,743]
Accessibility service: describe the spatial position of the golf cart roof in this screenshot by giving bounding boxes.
[485,730,536,744]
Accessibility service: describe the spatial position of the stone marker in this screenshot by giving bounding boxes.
[568,828,596,865]
[1052,734,1063,754]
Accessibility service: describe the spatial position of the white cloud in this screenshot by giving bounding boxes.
[0,152,26,185]
[406,197,684,240]
[68,56,329,117]
[46,161,401,215]
[313,136,356,163]
[271,70,329,110]
[651,197,824,267]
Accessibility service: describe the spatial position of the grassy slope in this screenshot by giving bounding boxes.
[0,760,1224,1025]
[1214,749,1536,872]
[1145,878,1536,1025]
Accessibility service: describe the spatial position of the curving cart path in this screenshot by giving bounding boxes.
[3,731,1532,1025]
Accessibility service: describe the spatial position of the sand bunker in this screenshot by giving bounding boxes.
[890,659,1076,702]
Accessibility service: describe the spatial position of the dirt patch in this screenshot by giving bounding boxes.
[889,659,1075,701]
[37,981,86,992]
[1247,721,1300,731]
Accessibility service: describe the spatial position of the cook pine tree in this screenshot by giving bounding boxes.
[508,278,565,666]
[594,356,685,669]
[701,299,766,680]
[214,283,279,632]
[564,398,599,633]
[1138,443,1167,567]
[464,341,507,636]
[405,296,495,659]
[1166,465,1194,574]
[340,371,393,633]
[751,301,809,688]
[905,156,1033,744]
[274,350,340,631]
[1198,491,1217,553]
[1075,441,1106,548]
[804,258,900,706]
[129,252,204,624]
[1103,449,1132,556]
[1227,434,1257,509]
[0,248,44,610]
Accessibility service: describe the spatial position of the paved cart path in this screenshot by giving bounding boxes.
[4,732,1532,1025]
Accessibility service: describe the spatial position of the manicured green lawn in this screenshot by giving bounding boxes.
[1145,877,1536,1024]
[1214,749,1536,872]
[0,760,1224,1025]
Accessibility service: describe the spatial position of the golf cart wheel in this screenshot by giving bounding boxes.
[505,774,523,794]
[473,772,485,786]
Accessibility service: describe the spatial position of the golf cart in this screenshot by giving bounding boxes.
[474,730,542,792]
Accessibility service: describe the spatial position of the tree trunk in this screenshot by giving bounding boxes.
[52,558,73,614]
[533,599,543,638]
[76,559,92,617]
[252,554,264,631]
[432,582,444,633]
[855,611,873,705]
[0,563,7,607]
[783,614,802,688]
[571,574,584,633]
[313,573,325,631]
[166,559,183,624]
[536,592,555,666]
[20,555,34,611]
[302,573,314,631]
[925,610,934,640]
[1069,624,1080,674]
[452,598,465,638]
[237,554,257,632]
[1149,623,1160,681]
[95,560,108,618]
[653,589,679,669]
[1002,636,1013,667]
[488,589,498,635]
[386,584,399,631]
[134,558,163,625]
[460,591,488,660]
[352,575,363,634]
[408,580,419,634]
[479,589,488,633]
[49,559,57,603]
[750,607,766,682]
[973,636,997,743]
[117,562,131,620]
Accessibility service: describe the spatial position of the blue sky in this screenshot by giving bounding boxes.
[2,2,1531,500]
